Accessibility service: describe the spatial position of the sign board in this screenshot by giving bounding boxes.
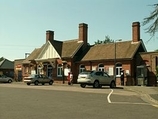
[16,64,22,70]
[64,68,70,76]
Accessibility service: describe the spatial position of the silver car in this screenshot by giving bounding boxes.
[0,75,13,83]
[77,71,116,88]
[24,74,54,85]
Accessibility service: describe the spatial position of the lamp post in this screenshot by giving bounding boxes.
[114,39,122,81]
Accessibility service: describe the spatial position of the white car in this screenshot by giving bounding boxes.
[77,71,116,88]
[0,75,13,83]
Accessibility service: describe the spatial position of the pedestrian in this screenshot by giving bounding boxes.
[121,69,124,86]
[68,72,73,85]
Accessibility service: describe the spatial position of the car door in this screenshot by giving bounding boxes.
[93,71,98,81]
[0,75,7,82]
[38,75,44,83]
[96,71,104,84]
[42,75,49,83]
[103,72,112,84]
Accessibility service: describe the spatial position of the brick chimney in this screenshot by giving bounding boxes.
[46,30,54,42]
[79,23,88,44]
[132,22,140,42]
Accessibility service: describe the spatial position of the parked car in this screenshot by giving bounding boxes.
[24,74,54,85]
[0,75,13,83]
[77,71,116,88]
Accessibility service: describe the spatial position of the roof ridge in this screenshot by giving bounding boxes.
[63,39,78,43]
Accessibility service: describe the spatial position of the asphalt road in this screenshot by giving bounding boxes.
[0,83,158,119]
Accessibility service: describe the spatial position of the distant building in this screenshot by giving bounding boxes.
[0,57,14,78]
[14,59,25,81]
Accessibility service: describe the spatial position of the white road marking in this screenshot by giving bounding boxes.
[152,105,158,108]
[107,89,155,107]
[112,102,150,105]
[107,89,113,103]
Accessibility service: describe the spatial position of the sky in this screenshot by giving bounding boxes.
[0,0,158,61]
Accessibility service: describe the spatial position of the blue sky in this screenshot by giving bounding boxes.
[0,0,158,61]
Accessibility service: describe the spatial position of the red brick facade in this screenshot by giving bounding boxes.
[138,52,158,86]
[14,22,158,86]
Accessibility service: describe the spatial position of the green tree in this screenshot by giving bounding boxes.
[94,39,103,44]
[0,57,4,62]
[94,35,114,45]
[143,4,158,39]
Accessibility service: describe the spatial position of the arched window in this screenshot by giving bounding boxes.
[79,64,85,73]
[116,63,122,77]
[98,64,104,71]
[57,64,63,77]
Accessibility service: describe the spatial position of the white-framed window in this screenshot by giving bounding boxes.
[57,64,63,77]
[115,63,122,77]
[79,64,85,73]
[98,64,104,71]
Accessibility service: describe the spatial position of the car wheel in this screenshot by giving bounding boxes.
[27,83,30,85]
[93,81,100,88]
[34,81,39,85]
[8,79,12,83]
[42,83,45,85]
[110,81,116,88]
[49,81,53,85]
[80,84,86,88]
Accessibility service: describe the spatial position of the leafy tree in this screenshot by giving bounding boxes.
[94,35,114,45]
[142,4,158,39]
[0,57,4,62]
[94,39,103,44]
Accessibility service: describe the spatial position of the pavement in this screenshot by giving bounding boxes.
[123,86,158,105]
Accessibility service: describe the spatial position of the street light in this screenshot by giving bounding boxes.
[114,39,122,81]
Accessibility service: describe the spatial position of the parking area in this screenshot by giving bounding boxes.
[0,82,158,119]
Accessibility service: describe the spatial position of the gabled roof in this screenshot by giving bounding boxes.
[0,58,14,69]
[23,39,84,64]
[22,45,45,64]
[39,39,83,59]
[50,40,63,56]
[47,39,84,58]
[81,40,145,61]
[36,41,61,60]
[61,39,83,58]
